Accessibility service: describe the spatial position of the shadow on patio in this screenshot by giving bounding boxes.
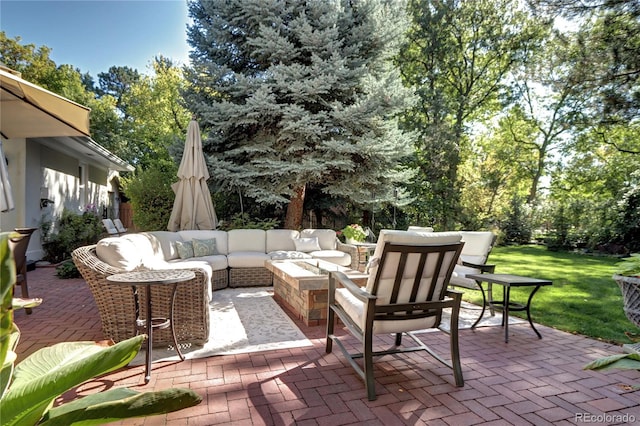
[13,267,640,425]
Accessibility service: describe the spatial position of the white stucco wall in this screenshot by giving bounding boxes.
[1,140,114,262]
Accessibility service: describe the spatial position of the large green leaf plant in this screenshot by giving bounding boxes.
[0,232,202,425]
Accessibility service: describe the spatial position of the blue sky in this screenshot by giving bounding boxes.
[1,0,191,76]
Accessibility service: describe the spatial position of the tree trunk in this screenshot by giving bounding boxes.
[285,184,306,230]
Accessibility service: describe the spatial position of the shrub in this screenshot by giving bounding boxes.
[501,196,532,245]
[41,207,103,264]
[55,260,80,279]
[122,161,177,231]
[218,213,278,230]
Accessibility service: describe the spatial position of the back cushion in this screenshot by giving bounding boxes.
[459,231,494,264]
[407,226,434,232]
[96,234,154,271]
[365,230,462,296]
[178,230,229,255]
[266,229,300,252]
[228,229,266,252]
[300,229,337,250]
[144,231,184,261]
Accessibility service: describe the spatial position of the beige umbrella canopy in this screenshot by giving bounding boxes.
[168,119,218,231]
[0,67,91,139]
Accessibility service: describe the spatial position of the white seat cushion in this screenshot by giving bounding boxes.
[450,264,482,289]
[227,251,271,268]
[335,287,438,335]
[162,259,214,300]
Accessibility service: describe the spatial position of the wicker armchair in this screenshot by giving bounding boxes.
[72,245,210,345]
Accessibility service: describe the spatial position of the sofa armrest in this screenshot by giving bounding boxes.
[337,240,359,270]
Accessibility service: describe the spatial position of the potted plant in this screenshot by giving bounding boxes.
[613,253,640,334]
[584,253,640,377]
[341,224,367,244]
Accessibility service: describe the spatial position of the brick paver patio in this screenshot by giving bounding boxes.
[13,267,640,425]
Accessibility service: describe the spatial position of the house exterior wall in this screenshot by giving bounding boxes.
[2,140,117,262]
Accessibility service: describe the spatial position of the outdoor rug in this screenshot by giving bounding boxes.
[437,301,526,333]
[130,287,312,365]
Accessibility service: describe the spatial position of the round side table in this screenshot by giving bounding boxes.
[107,269,195,383]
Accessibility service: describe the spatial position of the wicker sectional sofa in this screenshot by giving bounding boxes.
[72,228,356,345]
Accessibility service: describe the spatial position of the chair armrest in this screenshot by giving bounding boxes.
[462,261,495,273]
[329,271,375,303]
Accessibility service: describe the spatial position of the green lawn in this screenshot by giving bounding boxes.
[461,244,635,345]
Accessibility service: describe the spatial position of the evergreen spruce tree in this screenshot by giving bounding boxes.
[184,0,413,228]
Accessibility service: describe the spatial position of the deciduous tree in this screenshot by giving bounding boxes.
[398,0,549,229]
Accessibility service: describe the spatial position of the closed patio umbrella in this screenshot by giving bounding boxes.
[168,119,218,231]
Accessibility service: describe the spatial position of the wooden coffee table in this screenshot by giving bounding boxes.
[266,259,368,326]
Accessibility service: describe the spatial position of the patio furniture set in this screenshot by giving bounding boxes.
[72,227,552,398]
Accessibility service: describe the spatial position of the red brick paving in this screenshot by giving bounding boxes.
[13,267,640,425]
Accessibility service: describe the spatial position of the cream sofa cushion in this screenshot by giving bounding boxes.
[179,230,228,255]
[300,229,337,250]
[96,234,154,271]
[266,229,299,252]
[144,231,184,261]
[228,229,266,252]
[227,251,271,268]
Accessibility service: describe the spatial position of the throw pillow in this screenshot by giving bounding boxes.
[293,237,321,253]
[193,238,217,256]
[175,241,194,259]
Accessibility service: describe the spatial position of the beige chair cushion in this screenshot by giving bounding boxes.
[365,230,462,295]
[459,231,494,264]
[335,287,439,334]
[336,230,462,334]
[407,226,434,232]
[450,264,481,289]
